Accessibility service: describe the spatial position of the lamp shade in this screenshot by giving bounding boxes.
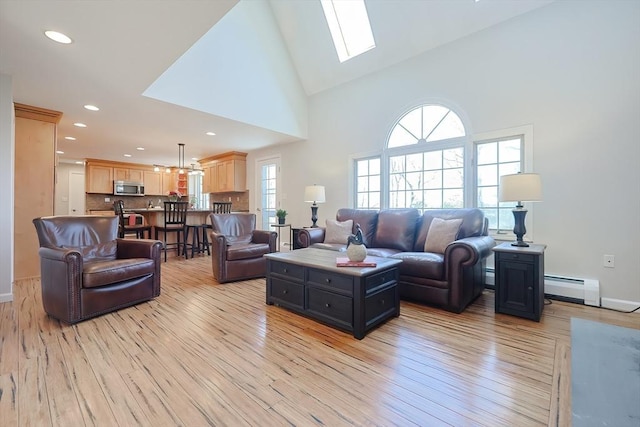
[499,173,542,202]
[304,185,326,203]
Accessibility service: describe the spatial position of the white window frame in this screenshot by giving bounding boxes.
[471,125,535,242]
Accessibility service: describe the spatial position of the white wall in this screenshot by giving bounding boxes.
[0,73,15,302]
[248,1,640,304]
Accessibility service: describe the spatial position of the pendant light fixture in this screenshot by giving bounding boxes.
[178,143,185,174]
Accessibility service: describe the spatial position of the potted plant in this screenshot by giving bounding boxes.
[276,209,287,224]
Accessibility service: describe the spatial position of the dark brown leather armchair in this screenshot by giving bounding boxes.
[33,215,163,324]
[209,213,277,283]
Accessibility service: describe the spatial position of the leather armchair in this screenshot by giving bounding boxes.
[33,215,163,324]
[209,213,277,283]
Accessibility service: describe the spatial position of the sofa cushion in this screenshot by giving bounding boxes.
[424,218,463,254]
[83,258,155,288]
[324,219,353,244]
[391,252,445,280]
[226,243,271,261]
[374,209,420,252]
[336,209,378,247]
[414,208,486,251]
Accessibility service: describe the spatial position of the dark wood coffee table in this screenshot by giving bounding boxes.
[265,248,402,339]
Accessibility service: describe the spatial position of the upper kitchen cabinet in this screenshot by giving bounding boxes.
[114,167,144,183]
[200,152,247,193]
[14,103,62,280]
[86,163,114,194]
[143,170,163,196]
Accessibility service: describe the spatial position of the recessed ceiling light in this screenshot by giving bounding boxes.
[75,161,84,165]
[73,122,87,128]
[65,136,76,140]
[124,154,132,157]
[84,104,99,111]
[44,30,72,44]
[191,157,198,161]
[56,150,64,154]
[136,147,144,151]
[206,131,216,136]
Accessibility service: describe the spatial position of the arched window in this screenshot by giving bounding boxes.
[386,104,467,211]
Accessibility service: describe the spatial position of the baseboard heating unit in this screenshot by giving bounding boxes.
[485,269,601,307]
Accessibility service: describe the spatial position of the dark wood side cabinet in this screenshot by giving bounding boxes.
[493,242,546,321]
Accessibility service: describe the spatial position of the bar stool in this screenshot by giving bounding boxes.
[154,201,189,262]
[185,224,210,257]
[212,202,232,213]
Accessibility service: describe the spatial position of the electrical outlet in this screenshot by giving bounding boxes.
[104,197,110,203]
[603,254,615,268]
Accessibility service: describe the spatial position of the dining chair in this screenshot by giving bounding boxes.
[154,201,190,261]
[113,200,151,239]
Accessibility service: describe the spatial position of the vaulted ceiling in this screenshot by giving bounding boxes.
[0,0,554,167]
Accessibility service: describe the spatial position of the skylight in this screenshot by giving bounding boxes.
[320,0,376,63]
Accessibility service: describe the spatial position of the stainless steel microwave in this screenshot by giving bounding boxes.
[114,181,145,196]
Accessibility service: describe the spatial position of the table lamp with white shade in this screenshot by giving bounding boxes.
[499,173,542,247]
[304,185,325,228]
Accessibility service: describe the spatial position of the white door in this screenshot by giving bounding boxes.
[69,171,86,215]
[255,156,281,230]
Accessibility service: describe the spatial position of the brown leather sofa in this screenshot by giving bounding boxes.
[33,215,163,324]
[209,213,278,283]
[299,208,495,313]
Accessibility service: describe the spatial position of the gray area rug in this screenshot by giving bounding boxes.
[572,317,640,426]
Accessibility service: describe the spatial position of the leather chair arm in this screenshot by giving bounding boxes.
[298,228,326,248]
[38,247,84,323]
[252,230,278,252]
[116,238,163,260]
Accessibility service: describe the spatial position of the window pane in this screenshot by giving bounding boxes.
[477,164,497,186]
[443,148,464,168]
[499,208,515,231]
[389,156,405,173]
[425,190,442,208]
[499,162,521,177]
[410,191,424,210]
[405,171,422,189]
[357,159,369,176]
[389,173,405,191]
[357,176,369,192]
[406,153,422,172]
[428,111,465,141]
[424,170,442,189]
[422,105,449,138]
[388,124,417,148]
[369,177,380,192]
[478,187,497,207]
[369,158,380,175]
[477,142,497,165]
[482,208,498,230]
[389,191,404,208]
[398,108,422,140]
[499,138,521,163]
[442,168,463,188]
[443,189,464,208]
[424,151,442,170]
[369,192,380,209]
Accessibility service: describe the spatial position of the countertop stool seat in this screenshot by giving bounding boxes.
[185,224,210,257]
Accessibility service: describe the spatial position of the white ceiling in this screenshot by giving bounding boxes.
[0,0,554,167]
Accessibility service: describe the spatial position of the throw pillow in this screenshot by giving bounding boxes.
[424,218,463,254]
[323,219,353,244]
[63,240,118,261]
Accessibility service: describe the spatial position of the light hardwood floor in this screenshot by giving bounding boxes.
[1,255,638,426]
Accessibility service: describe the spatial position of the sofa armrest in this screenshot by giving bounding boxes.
[445,236,495,267]
[116,238,163,260]
[298,228,326,248]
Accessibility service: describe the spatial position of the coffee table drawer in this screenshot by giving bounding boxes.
[365,268,397,292]
[308,268,353,293]
[365,286,397,326]
[307,287,353,327]
[271,261,305,282]
[270,278,304,309]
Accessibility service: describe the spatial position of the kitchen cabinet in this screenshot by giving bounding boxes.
[199,152,247,194]
[86,164,114,194]
[143,170,162,195]
[114,167,144,182]
[14,103,61,279]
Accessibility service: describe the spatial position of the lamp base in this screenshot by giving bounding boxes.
[511,206,529,247]
[310,204,319,228]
